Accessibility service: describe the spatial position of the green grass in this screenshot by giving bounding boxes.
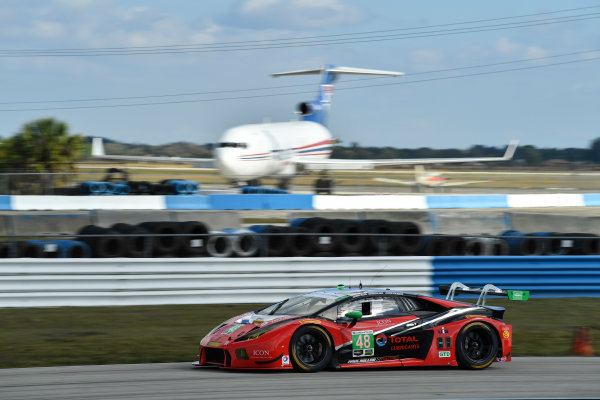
[1,299,598,368]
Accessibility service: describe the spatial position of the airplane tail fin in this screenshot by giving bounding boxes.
[502,140,519,160]
[91,137,105,157]
[272,65,403,126]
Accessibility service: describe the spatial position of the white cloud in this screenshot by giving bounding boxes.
[225,0,366,29]
[525,46,546,59]
[495,37,548,62]
[495,37,521,55]
[1,1,220,49]
[409,49,445,71]
[32,21,65,39]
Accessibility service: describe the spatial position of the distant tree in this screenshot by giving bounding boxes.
[517,145,543,166]
[0,118,84,172]
[590,138,600,163]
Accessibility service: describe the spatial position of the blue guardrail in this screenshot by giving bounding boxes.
[432,256,600,298]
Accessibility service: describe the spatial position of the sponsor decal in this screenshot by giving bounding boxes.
[439,351,451,358]
[298,319,322,325]
[376,319,392,325]
[347,357,380,364]
[502,327,511,339]
[223,324,243,335]
[389,335,418,344]
[438,327,448,334]
[253,320,264,325]
[282,355,290,366]
[261,316,289,327]
[497,355,509,362]
[391,344,420,351]
[352,330,374,357]
[252,349,270,358]
[375,334,387,347]
[207,341,221,347]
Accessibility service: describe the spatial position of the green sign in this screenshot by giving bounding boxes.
[507,290,530,301]
[352,330,374,357]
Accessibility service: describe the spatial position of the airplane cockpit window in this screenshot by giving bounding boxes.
[217,142,247,149]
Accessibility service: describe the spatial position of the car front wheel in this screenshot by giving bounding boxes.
[289,325,332,372]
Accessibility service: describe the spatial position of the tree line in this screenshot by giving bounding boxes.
[1,118,600,172]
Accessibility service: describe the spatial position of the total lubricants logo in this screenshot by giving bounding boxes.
[375,334,387,347]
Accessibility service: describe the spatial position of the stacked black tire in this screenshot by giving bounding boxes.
[248,218,423,257]
[77,221,209,257]
[4,219,599,258]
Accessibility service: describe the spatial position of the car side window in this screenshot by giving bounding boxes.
[337,296,403,319]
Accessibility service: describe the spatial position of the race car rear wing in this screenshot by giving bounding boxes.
[439,282,529,306]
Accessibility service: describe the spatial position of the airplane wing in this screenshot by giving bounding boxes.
[373,177,421,186]
[296,140,519,170]
[374,177,494,187]
[439,180,494,187]
[91,138,215,168]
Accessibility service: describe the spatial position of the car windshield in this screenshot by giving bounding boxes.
[258,293,340,316]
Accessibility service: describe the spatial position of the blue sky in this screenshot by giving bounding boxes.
[1,0,599,149]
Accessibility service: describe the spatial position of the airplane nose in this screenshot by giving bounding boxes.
[215,148,236,177]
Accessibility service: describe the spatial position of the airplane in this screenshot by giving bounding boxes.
[374,165,495,191]
[92,65,518,193]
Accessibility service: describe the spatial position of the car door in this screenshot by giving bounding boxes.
[336,295,423,363]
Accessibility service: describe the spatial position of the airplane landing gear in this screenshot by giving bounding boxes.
[314,176,334,195]
[277,178,291,191]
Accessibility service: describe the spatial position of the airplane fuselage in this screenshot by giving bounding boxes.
[214,120,334,182]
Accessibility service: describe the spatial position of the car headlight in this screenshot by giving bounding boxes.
[234,325,275,342]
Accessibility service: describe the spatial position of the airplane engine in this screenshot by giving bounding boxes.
[296,102,313,116]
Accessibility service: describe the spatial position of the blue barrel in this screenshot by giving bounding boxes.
[80,181,108,195]
[111,182,131,195]
[27,239,91,258]
[164,180,199,195]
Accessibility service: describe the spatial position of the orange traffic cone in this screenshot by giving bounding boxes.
[572,327,594,356]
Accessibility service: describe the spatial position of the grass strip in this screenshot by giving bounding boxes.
[1,298,598,368]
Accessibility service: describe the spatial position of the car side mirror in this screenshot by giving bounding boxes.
[345,311,363,320]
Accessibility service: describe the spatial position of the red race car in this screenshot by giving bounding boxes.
[193,282,528,372]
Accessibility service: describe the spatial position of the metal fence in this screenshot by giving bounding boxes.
[1,256,598,307]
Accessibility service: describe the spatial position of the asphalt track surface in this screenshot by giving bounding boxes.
[1,358,599,400]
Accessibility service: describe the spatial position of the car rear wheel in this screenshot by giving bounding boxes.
[290,325,332,372]
[456,322,498,369]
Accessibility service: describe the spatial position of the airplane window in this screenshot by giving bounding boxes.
[217,142,247,148]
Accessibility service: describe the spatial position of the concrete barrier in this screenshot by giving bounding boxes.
[3,193,600,211]
[210,194,314,210]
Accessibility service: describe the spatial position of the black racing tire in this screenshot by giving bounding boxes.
[455,322,498,370]
[286,226,314,257]
[138,222,183,257]
[289,325,333,372]
[111,223,150,258]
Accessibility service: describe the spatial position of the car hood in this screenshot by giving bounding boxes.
[201,312,298,345]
